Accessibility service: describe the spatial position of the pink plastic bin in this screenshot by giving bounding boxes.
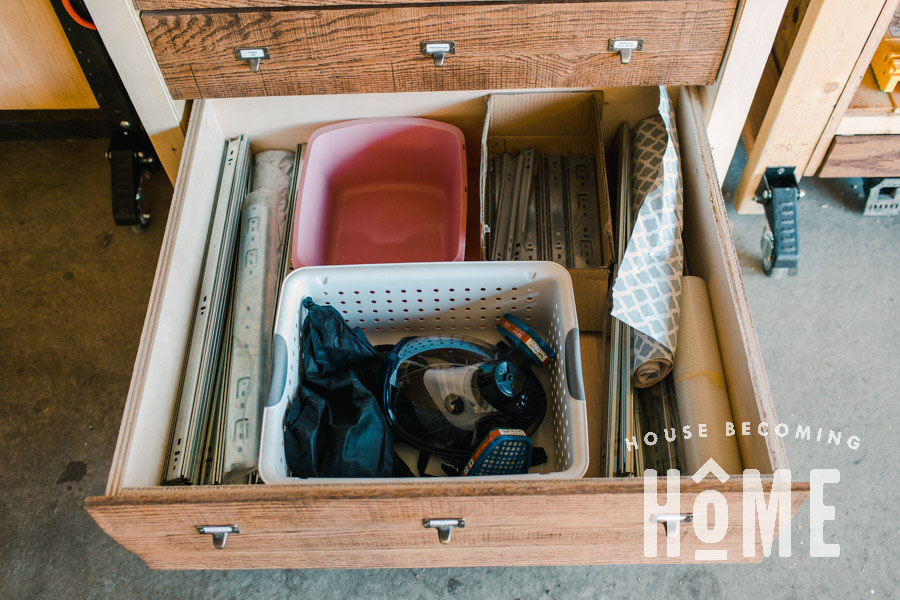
[291,117,467,268]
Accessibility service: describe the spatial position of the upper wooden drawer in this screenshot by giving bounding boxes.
[141,1,737,99]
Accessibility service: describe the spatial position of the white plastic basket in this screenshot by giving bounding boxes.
[259,261,589,483]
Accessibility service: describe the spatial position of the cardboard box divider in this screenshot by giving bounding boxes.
[479,91,615,332]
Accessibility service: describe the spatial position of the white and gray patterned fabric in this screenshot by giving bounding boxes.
[611,87,684,388]
[631,332,673,388]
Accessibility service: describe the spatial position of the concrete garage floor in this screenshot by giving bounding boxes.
[0,138,896,599]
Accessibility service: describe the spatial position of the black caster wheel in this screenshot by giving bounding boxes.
[130,209,150,234]
[760,226,776,276]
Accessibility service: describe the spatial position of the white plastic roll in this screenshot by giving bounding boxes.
[673,276,742,474]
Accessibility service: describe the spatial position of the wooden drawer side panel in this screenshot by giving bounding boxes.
[677,87,787,473]
[141,2,737,99]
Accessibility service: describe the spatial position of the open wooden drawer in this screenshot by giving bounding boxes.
[85,86,808,569]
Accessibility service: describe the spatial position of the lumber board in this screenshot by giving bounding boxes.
[771,0,810,71]
[805,0,900,176]
[836,112,900,135]
[733,0,893,214]
[699,0,789,183]
[741,53,780,153]
[847,68,900,114]
[818,134,900,177]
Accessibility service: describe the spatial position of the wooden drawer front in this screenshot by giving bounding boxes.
[85,481,806,569]
[141,1,737,99]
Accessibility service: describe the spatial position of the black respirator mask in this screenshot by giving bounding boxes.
[381,315,551,458]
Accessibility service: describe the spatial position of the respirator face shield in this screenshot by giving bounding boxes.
[383,335,546,458]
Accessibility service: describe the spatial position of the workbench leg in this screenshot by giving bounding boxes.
[700,0,789,185]
[733,0,894,214]
[83,0,186,184]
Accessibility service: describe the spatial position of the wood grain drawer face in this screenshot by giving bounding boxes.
[86,87,803,569]
[86,482,808,569]
[141,1,737,99]
[133,0,729,8]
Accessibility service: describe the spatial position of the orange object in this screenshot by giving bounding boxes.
[871,36,900,92]
[61,0,97,31]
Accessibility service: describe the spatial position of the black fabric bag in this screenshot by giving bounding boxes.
[283,297,399,477]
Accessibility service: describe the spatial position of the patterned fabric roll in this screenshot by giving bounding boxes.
[632,331,673,388]
[611,87,684,388]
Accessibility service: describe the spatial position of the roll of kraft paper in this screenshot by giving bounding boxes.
[673,276,742,475]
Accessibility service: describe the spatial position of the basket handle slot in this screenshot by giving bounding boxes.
[265,334,288,407]
[564,327,585,401]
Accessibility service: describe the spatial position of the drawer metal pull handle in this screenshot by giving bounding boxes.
[423,518,465,544]
[196,525,240,549]
[649,513,692,537]
[608,38,644,64]
[421,41,456,67]
[234,47,270,73]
